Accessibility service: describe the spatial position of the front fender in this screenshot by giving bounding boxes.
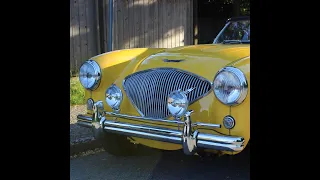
[84,48,166,112]
[229,56,250,154]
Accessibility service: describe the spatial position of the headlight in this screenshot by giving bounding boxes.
[105,84,123,110]
[167,90,189,118]
[79,60,101,90]
[213,66,248,105]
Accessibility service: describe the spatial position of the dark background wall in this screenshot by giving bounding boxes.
[197,0,250,44]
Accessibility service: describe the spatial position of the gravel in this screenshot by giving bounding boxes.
[70,105,95,145]
[70,148,105,159]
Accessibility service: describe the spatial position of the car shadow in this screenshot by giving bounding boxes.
[149,146,250,180]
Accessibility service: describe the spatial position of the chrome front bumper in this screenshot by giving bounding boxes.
[77,105,245,155]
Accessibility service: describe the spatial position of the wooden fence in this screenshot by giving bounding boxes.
[70,0,194,73]
[70,0,99,73]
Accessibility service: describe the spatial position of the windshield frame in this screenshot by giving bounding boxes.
[213,18,250,44]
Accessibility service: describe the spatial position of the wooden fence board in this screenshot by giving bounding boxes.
[70,0,193,72]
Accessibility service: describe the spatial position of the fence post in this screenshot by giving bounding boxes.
[97,0,106,53]
[107,0,113,52]
[93,0,101,55]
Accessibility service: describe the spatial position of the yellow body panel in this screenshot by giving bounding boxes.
[84,44,250,155]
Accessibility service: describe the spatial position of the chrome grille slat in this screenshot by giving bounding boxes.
[163,70,178,118]
[185,74,194,101]
[159,69,171,118]
[180,73,190,100]
[161,70,177,118]
[187,76,195,100]
[192,77,201,100]
[201,82,209,97]
[146,71,156,116]
[132,75,143,114]
[180,73,187,91]
[123,68,212,118]
[127,76,143,115]
[145,70,158,117]
[193,77,201,100]
[155,70,163,118]
[154,71,161,118]
[145,71,154,116]
[138,73,148,115]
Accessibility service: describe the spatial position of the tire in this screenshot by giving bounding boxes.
[99,132,139,156]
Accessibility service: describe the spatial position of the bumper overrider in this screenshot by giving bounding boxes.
[77,101,245,155]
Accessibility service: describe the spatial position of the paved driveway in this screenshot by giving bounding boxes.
[70,146,250,180]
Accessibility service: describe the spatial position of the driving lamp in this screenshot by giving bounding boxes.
[167,90,189,118]
[105,84,123,110]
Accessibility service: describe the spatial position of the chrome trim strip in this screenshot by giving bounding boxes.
[197,140,243,151]
[104,121,183,137]
[105,112,221,129]
[76,114,93,128]
[192,122,221,129]
[77,113,222,129]
[105,112,185,125]
[197,133,244,145]
[104,126,182,144]
[77,114,93,122]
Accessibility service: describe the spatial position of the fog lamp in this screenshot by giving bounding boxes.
[167,90,189,118]
[105,84,123,110]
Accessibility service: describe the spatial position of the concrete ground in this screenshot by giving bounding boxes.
[70,146,250,180]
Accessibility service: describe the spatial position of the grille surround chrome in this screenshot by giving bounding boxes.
[123,68,213,118]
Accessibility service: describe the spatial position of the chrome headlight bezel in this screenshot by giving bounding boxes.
[213,66,248,106]
[79,60,101,90]
[105,84,123,110]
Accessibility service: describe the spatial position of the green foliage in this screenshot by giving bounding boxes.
[222,0,233,4]
[240,0,250,15]
[220,0,250,16]
[70,77,85,105]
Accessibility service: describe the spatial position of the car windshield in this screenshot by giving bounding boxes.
[214,19,250,44]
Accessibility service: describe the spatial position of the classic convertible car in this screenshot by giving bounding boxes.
[76,16,250,157]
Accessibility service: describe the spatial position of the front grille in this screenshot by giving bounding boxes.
[123,68,212,118]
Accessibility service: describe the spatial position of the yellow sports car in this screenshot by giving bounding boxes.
[77,16,250,157]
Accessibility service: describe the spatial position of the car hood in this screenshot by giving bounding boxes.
[133,44,250,81]
[111,44,250,87]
